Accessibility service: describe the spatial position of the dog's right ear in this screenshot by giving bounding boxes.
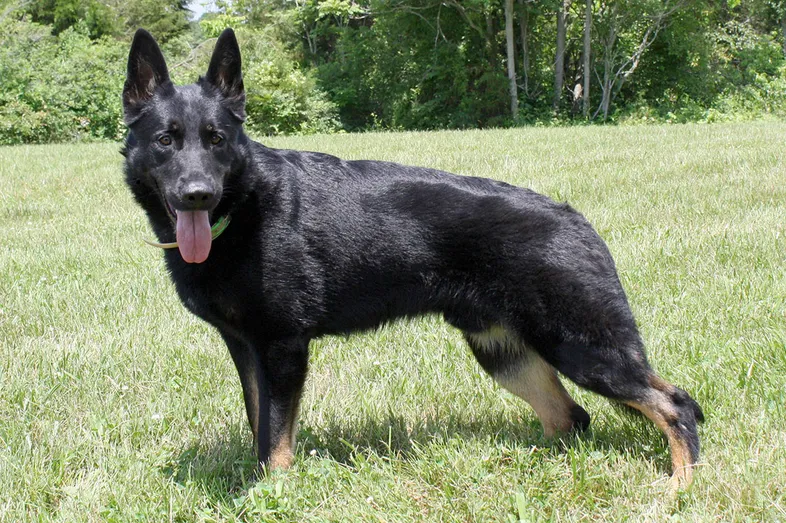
[123,29,172,122]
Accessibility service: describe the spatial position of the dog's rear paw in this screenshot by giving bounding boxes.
[569,404,591,433]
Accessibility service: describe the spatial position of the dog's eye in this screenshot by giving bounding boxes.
[158,135,172,146]
[210,133,223,145]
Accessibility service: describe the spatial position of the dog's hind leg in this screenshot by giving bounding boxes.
[625,376,704,488]
[465,327,590,437]
[547,339,704,488]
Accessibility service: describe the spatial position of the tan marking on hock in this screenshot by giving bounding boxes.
[626,397,695,488]
[648,374,677,394]
[668,443,694,490]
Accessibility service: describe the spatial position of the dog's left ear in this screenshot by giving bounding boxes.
[205,28,246,120]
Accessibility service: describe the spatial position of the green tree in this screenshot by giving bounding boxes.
[0,19,126,143]
[113,0,192,42]
[24,0,192,41]
[25,0,116,37]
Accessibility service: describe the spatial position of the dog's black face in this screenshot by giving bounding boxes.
[122,29,247,263]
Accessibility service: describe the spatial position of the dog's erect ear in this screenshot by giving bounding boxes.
[205,28,246,120]
[123,29,172,118]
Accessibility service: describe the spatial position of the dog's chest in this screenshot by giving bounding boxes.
[172,265,310,340]
[171,269,250,329]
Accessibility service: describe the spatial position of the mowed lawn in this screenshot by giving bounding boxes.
[0,122,784,521]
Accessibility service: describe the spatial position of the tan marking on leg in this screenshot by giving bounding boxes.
[496,355,582,437]
[648,374,676,394]
[269,415,295,470]
[468,326,584,437]
[626,395,694,488]
[268,394,302,471]
[225,338,263,449]
[269,440,294,470]
[243,372,260,445]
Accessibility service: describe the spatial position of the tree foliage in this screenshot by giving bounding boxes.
[2,0,786,143]
[272,0,786,127]
[0,19,126,144]
[0,1,339,144]
[22,0,191,40]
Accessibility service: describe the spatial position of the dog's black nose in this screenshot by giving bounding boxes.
[179,182,216,210]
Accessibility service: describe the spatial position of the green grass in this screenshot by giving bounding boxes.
[1,122,784,521]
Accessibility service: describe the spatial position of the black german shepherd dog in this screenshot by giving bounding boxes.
[122,28,703,486]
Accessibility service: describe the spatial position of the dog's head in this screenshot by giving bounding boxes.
[123,28,247,264]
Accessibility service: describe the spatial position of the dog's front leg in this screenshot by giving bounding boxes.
[257,336,310,471]
[220,331,264,447]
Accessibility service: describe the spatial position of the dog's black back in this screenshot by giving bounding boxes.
[123,28,703,486]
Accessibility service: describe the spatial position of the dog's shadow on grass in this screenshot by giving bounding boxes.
[298,406,671,471]
[164,404,672,498]
[160,426,258,498]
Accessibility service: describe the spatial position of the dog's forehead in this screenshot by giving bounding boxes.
[159,84,226,125]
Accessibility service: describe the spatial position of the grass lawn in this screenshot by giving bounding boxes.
[1,122,784,521]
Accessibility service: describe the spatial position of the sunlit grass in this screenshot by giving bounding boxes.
[1,122,784,521]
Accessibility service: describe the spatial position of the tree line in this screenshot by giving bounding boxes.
[2,0,786,144]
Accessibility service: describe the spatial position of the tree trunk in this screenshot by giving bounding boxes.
[600,26,615,121]
[486,10,497,69]
[505,0,518,119]
[518,0,530,97]
[782,12,786,58]
[720,0,729,21]
[554,0,568,112]
[583,0,591,117]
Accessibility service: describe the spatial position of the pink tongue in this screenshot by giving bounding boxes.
[175,210,212,263]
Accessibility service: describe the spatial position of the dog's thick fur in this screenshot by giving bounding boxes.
[123,29,703,486]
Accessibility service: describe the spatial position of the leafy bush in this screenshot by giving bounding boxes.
[0,18,338,145]
[239,30,341,136]
[315,11,510,132]
[191,23,341,136]
[0,19,126,145]
[616,18,786,125]
[709,68,786,120]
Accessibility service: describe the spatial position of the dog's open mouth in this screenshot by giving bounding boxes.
[144,214,231,262]
[144,197,231,264]
[160,197,212,263]
[175,210,212,263]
